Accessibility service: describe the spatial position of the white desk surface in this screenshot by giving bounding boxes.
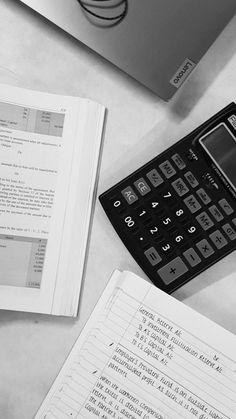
[0,1,236,418]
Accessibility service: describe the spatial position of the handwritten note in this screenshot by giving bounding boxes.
[35,270,236,419]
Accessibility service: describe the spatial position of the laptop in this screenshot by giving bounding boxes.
[19,0,236,100]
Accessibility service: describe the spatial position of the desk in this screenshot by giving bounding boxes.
[0,1,236,418]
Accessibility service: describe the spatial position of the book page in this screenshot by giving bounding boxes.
[0,83,105,314]
[35,270,236,419]
[0,99,64,288]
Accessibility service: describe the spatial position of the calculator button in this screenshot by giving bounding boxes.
[232,218,236,227]
[171,153,186,170]
[184,171,199,188]
[135,206,152,222]
[147,199,162,212]
[218,199,234,216]
[157,239,173,254]
[196,239,215,258]
[209,230,228,249]
[183,248,201,267]
[133,232,150,248]
[222,223,236,241]
[171,178,189,197]
[184,195,202,214]
[195,211,214,231]
[110,196,126,213]
[185,222,200,238]
[196,188,211,205]
[146,169,164,187]
[134,178,151,196]
[147,224,161,239]
[161,189,176,203]
[121,186,138,205]
[159,160,176,179]
[134,205,150,220]
[208,205,224,222]
[170,232,186,246]
[157,257,188,285]
[135,206,147,217]
[173,206,188,222]
[144,247,162,266]
[160,216,175,230]
[122,215,137,231]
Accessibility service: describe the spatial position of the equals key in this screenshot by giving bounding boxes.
[144,247,162,266]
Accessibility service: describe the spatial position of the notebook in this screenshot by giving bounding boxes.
[34,269,236,418]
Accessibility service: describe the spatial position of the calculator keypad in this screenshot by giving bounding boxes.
[100,107,236,293]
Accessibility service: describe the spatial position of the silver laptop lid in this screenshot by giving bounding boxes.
[19,0,236,100]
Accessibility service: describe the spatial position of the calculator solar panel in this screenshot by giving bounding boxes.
[99,103,236,293]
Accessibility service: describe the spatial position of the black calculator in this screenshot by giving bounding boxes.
[99,103,236,293]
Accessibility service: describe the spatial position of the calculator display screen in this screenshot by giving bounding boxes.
[199,124,236,191]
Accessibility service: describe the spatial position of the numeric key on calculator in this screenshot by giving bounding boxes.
[135,206,151,222]
[172,206,188,222]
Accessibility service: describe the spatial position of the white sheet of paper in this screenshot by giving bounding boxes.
[34,270,236,419]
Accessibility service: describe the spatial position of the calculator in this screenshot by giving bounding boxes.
[99,103,236,293]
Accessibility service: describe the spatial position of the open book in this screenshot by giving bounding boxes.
[0,83,105,316]
[34,270,236,419]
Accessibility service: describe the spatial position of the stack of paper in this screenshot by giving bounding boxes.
[34,270,236,418]
[0,83,105,316]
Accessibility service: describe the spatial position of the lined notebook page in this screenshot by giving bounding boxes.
[35,270,236,419]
